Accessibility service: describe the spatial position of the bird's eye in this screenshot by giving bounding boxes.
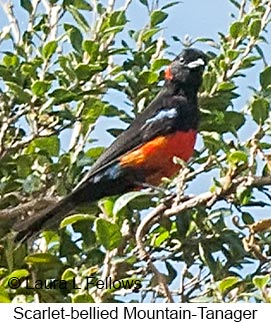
[179,57,185,64]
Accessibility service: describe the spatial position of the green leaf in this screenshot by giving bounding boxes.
[113,191,152,217]
[150,10,168,27]
[67,7,90,31]
[224,111,245,133]
[49,88,78,104]
[154,230,169,247]
[64,24,83,52]
[217,81,236,91]
[68,0,92,10]
[3,53,19,68]
[0,288,10,303]
[227,150,248,165]
[249,19,261,38]
[218,276,240,294]
[72,293,94,303]
[31,80,51,96]
[253,275,270,290]
[139,70,159,84]
[6,81,32,103]
[6,269,30,281]
[33,136,60,156]
[25,253,62,265]
[229,22,243,38]
[139,0,148,6]
[82,40,99,60]
[16,155,32,178]
[42,41,57,60]
[152,58,171,71]
[75,63,104,81]
[260,66,271,88]
[95,218,122,251]
[60,214,96,228]
[250,98,269,124]
[141,28,161,41]
[165,261,177,284]
[85,147,104,160]
[61,268,77,281]
[242,212,254,225]
[236,186,251,205]
[162,1,180,10]
[20,0,33,13]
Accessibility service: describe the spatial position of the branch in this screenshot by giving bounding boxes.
[0,197,57,222]
[135,174,271,274]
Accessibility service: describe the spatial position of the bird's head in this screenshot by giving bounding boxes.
[165,48,207,91]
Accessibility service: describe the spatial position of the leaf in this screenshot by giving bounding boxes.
[260,66,271,88]
[95,218,122,251]
[3,53,19,68]
[161,1,180,10]
[253,275,270,290]
[165,261,177,284]
[60,214,96,228]
[0,289,10,303]
[229,22,243,38]
[42,41,57,60]
[249,19,261,38]
[68,0,92,10]
[224,111,245,133]
[49,88,78,104]
[152,58,171,71]
[6,81,32,103]
[6,269,30,281]
[218,276,240,294]
[67,6,90,31]
[227,150,248,165]
[72,293,95,303]
[64,24,83,52]
[217,81,236,91]
[31,80,51,96]
[61,268,77,281]
[113,191,153,216]
[16,155,32,178]
[250,98,269,124]
[154,230,169,247]
[75,63,104,81]
[236,186,251,205]
[242,212,254,225]
[33,136,60,156]
[141,28,161,41]
[20,0,33,13]
[82,40,99,60]
[107,128,124,138]
[150,10,168,27]
[85,147,105,160]
[25,253,62,265]
[139,70,159,84]
[138,0,148,6]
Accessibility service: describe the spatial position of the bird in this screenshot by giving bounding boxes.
[14,48,207,242]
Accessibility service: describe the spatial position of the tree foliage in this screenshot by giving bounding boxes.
[0,0,271,303]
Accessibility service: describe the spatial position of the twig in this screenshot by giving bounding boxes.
[0,0,20,44]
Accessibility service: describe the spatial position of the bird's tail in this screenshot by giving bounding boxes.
[13,194,77,243]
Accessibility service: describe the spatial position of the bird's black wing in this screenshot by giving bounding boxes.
[77,88,188,183]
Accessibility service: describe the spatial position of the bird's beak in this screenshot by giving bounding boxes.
[186,58,205,69]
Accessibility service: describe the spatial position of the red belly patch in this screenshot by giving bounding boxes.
[120,130,197,185]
